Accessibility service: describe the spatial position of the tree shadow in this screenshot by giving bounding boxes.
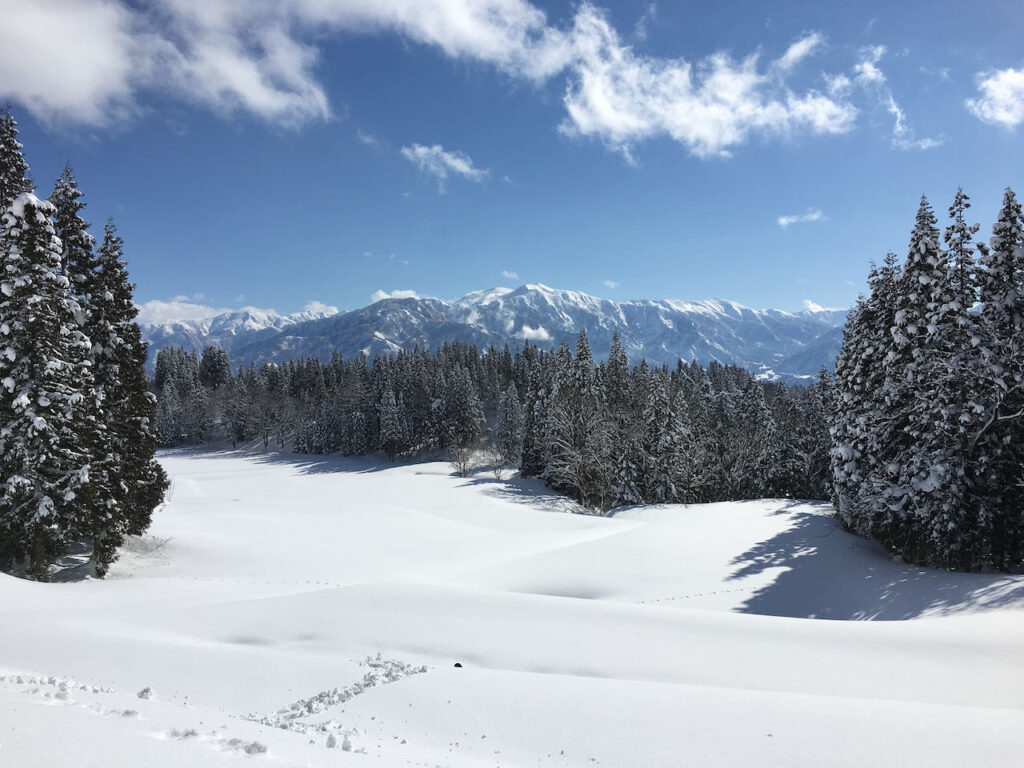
[728,504,1024,620]
[459,473,591,515]
[48,541,96,583]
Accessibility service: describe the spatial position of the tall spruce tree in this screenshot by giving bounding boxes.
[92,222,167,552]
[977,189,1024,568]
[0,194,98,579]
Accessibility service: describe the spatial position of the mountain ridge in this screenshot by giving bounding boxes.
[139,284,849,382]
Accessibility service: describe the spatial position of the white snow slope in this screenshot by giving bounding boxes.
[2,450,1023,767]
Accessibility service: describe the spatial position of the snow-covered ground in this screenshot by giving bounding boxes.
[2,450,1023,767]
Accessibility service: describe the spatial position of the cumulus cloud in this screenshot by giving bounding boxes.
[1,1,903,158]
[778,208,826,228]
[966,68,1024,128]
[401,143,488,189]
[135,298,231,324]
[371,289,419,303]
[501,269,519,279]
[515,324,552,342]
[560,11,854,159]
[0,0,141,125]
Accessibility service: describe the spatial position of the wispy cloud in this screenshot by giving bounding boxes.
[371,289,419,303]
[356,129,382,147]
[774,31,825,72]
[401,143,488,190]
[501,270,519,279]
[886,94,943,150]
[966,68,1024,128]
[632,3,657,42]
[849,46,941,151]
[603,279,619,288]
[778,208,826,228]
[919,65,951,83]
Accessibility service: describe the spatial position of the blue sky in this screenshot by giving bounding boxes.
[3,0,1023,322]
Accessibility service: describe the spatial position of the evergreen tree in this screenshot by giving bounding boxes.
[0,194,97,578]
[91,222,167,552]
[0,108,32,213]
[377,387,406,461]
[495,383,524,467]
[976,189,1024,568]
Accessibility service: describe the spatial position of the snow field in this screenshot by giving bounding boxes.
[1,449,1023,767]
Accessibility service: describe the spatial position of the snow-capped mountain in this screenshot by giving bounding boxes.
[140,284,848,381]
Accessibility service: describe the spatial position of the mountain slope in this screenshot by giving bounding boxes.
[140,284,848,381]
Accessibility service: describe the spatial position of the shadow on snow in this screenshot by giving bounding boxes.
[727,502,1024,620]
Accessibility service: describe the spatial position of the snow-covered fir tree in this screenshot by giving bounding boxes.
[0,194,98,579]
[91,221,168,552]
[0,108,32,213]
[830,188,1024,571]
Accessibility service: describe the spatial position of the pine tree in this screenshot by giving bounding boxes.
[0,194,97,578]
[545,332,611,509]
[0,108,32,214]
[377,387,406,461]
[495,383,524,467]
[976,189,1024,568]
[91,222,167,552]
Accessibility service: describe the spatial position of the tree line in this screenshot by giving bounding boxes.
[0,109,166,579]
[154,336,834,510]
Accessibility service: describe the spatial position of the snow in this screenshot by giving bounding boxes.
[1,450,1022,767]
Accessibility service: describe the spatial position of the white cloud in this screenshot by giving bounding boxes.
[603,279,619,288]
[0,1,895,158]
[559,11,854,159]
[775,32,825,72]
[371,289,419,303]
[886,94,942,150]
[966,68,1024,128]
[501,269,519,279]
[778,208,826,228]
[356,129,382,147]
[853,45,887,86]
[401,143,488,189]
[0,0,141,126]
[515,324,552,342]
[0,0,565,127]
[919,65,951,83]
[632,3,657,42]
[801,299,843,312]
[849,45,940,151]
[135,298,231,324]
[301,300,339,316]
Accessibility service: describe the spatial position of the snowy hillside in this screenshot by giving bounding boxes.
[2,451,1022,767]
[140,284,847,380]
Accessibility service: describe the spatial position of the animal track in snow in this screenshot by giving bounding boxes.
[245,653,428,748]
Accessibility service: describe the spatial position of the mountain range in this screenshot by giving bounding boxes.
[139,284,849,382]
